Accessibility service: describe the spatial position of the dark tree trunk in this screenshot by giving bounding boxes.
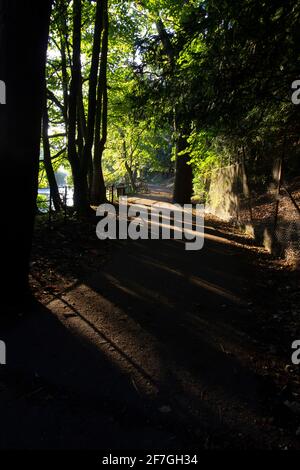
[82,0,104,190]
[125,161,137,193]
[155,18,193,204]
[77,84,86,164]
[42,94,62,212]
[58,0,70,127]
[0,0,52,311]
[90,0,108,205]
[122,139,137,192]
[155,19,175,65]
[68,0,89,214]
[173,133,193,204]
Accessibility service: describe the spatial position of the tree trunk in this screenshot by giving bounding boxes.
[58,0,70,126]
[43,93,62,212]
[122,139,137,192]
[155,18,193,204]
[68,0,89,214]
[173,132,193,204]
[90,0,108,205]
[0,0,52,311]
[82,0,104,190]
[125,161,137,192]
[155,19,175,64]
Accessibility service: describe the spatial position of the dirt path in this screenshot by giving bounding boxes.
[1,187,299,449]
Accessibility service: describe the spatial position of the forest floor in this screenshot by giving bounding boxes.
[1,185,300,449]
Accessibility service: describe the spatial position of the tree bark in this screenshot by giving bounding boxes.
[155,18,193,204]
[173,131,193,204]
[67,0,89,214]
[122,139,137,192]
[0,0,52,311]
[82,0,104,189]
[90,0,108,205]
[58,0,70,126]
[42,93,62,212]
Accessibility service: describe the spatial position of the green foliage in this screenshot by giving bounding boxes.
[43,0,173,195]
[187,130,233,201]
[36,194,49,212]
[44,0,300,200]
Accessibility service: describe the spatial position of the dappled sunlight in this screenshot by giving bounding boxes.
[189,275,244,305]
[35,271,279,447]
[25,192,294,449]
[46,282,167,396]
[118,200,257,250]
[136,257,244,304]
[2,0,299,452]
[101,273,174,308]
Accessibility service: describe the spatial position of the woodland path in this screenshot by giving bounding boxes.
[0,185,299,449]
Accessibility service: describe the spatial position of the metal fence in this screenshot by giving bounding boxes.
[37,184,128,224]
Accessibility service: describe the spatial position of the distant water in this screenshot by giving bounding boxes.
[38,187,74,211]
